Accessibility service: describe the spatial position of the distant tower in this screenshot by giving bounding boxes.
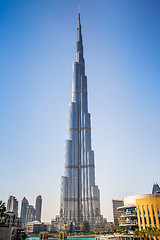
[20,197,29,228]
[60,13,101,225]
[26,205,36,223]
[7,196,18,215]
[152,182,160,194]
[35,195,42,222]
[112,199,124,226]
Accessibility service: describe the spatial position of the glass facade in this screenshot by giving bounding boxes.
[35,195,42,222]
[60,13,101,224]
[20,197,29,228]
[119,206,138,230]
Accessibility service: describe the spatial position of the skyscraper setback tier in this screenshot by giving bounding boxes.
[7,196,18,214]
[60,13,101,224]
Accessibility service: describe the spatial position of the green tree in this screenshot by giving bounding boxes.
[0,201,6,218]
[133,228,140,238]
[134,226,160,240]
[0,201,6,225]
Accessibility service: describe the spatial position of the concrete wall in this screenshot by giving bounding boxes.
[0,227,11,240]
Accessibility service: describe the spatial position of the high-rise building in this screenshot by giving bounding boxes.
[60,13,101,226]
[26,205,36,223]
[7,195,18,215]
[35,195,42,222]
[152,182,160,194]
[20,197,29,228]
[112,199,124,226]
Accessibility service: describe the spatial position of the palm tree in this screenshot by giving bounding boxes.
[141,229,147,240]
[134,228,147,240]
[134,228,140,239]
[144,226,160,240]
[156,227,160,240]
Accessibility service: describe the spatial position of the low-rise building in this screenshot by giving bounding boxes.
[136,193,160,230]
[0,212,22,240]
[112,199,124,226]
[4,212,21,228]
[118,193,160,231]
[26,221,48,234]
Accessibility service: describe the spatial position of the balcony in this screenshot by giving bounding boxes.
[119,220,138,226]
[120,213,137,218]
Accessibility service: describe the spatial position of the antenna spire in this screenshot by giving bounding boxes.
[78,6,81,28]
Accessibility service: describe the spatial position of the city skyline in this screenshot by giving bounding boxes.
[20,195,42,227]
[1,0,160,222]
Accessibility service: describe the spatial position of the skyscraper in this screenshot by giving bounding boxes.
[20,197,29,228]
[60,13,101,225]
[7,195,18,215]
[35,195,42,222]
[152,182,160,194]
[26,205,36,223]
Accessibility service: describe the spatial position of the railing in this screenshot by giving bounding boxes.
[121,214,137,218]
[119,221,138,226]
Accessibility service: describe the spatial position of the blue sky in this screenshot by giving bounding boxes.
[0,0,160,222]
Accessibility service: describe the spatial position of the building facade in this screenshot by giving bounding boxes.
[136,194,160,230]
[35,195,42,222]
[118,195,150,230]
[20,196,42,227]
[20,197,29,228]
[0,212,22,240]
[117,193,160,231]
[4,212,22,228]
[26,205,36,223]
[112,199,124,226]
[26,221,48,234]
[60,13,101,226]
[152,182,160,194]
[7,196,18,215]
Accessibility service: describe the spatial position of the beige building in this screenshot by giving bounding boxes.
[112,199,124,226]
[26,221,48,234]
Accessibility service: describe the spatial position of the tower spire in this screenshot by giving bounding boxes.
[78,5,80,22]
[78,9,81,30]
[76,10,84,63]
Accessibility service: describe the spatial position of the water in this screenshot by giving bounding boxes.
[26,238,98,240]
[26,238,57,240]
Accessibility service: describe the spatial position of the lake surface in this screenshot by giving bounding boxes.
[26,238,98,240]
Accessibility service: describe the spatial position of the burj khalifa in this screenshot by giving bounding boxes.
[60,13,101,225]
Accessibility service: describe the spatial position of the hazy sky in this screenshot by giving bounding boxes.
[0,0,160,222]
